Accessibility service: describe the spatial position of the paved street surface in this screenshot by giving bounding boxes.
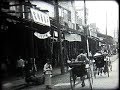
[2,54,119,90]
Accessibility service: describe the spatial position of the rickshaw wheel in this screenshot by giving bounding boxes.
[108,70,109,77]
[94,70,97,78]
[87,67,93,90]
[70,70,75,90]
[104,61,110,77]
[93,64,97,78]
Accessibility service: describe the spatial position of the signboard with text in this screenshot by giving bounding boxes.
[34,31,51,39]
[65,34,81,42]
[30,8,50,26]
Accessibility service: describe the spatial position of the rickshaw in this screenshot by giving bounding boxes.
[68,61,93,90]
[93,52,109,78]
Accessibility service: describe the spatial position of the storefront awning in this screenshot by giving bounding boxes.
[65,34,81,42]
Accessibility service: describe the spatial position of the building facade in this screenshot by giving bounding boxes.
[0,0,53,77]
[1,0,113,77]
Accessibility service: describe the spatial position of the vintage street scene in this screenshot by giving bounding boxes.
[0,0,119,90]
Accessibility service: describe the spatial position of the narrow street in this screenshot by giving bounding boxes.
[17,54,118,90]
[91,55,119,90]
[53,54,119,90]
[1,1,119,90]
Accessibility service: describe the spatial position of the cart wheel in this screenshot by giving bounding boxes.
[88,67,93,90]
[70,70,75,90]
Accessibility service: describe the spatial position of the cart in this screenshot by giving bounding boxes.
[93,53,109,78]
[68,61,93,90]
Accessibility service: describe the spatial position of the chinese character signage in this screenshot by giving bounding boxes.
[30,8,50,26]
[34,31,51,39]
[65,34,81,42]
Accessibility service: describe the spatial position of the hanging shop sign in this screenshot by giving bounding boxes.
[34,31,51,39]
[65,34,81,42]
[30,8,50,26]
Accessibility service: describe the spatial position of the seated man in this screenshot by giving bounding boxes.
[75,50,89,63]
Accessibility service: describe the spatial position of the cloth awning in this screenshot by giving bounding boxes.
[65,34,81,42]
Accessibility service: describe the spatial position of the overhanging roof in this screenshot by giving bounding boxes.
[1,10,51,34]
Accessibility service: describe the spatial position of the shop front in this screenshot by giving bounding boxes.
[0,7,52,77]
[63,32,85,60]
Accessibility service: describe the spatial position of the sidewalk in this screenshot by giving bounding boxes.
[2,67,62,90]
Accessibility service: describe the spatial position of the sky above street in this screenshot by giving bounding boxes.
[75,1,119,38]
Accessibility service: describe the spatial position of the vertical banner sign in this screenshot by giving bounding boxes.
[30,8,50,26]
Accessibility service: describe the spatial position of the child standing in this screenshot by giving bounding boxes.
[43,59,52,89]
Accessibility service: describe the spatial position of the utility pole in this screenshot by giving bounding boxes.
[55,0,65,74]
[105,10,109,51]
[106,11,107,35]
[84,0,89,57]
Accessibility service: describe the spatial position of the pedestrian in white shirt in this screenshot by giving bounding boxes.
[43,59,52,89]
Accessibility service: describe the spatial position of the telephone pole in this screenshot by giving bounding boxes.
[55,0,65,74]
[84,0,89,57]
[105,10,109,50]
[106,11,107,35]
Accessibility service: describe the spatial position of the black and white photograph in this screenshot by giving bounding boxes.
[0,0,119,90]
